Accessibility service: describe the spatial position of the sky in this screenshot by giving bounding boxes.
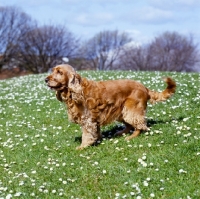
[0,0,200,45]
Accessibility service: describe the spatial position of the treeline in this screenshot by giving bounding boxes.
[0,6,199,73]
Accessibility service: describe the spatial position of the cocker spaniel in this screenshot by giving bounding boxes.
[45,64,176,149]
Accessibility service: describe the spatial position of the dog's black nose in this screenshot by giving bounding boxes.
[45,78,49,83]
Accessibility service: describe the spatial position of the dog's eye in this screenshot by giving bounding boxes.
[58,70,63,75]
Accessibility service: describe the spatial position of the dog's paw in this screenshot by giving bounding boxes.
[76,146,84,150]
[76,145,89,150]
[125,136,132,141]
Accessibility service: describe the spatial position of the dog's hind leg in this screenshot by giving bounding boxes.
[122,97,148,140]
[125,129,141,140]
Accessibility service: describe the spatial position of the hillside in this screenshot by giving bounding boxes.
[0,71,199,198]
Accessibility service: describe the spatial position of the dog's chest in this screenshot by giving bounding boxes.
[61,91,84,124]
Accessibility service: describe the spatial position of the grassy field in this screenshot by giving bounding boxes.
[0,70,200,199]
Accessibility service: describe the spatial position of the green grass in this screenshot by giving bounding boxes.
[0,70,200,199]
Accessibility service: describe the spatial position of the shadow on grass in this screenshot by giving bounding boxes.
[74,117,184,144]
[74,124,125,144]
[147,116,184,126]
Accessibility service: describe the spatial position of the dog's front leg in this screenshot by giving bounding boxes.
[76,118,101,150]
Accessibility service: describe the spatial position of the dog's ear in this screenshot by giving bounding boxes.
[56,91,63,102]
[68,73,82,93]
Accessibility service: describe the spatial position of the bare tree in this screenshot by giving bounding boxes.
[147,31,199,72]
[118,31,199,72]
[117,45,149,71]
[80,30,132,70]
[18,25,79,73]
[0,6,33,71]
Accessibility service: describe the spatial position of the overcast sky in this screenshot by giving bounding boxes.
[1,0,200,44]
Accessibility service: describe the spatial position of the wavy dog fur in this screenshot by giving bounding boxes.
[45,64,176,149]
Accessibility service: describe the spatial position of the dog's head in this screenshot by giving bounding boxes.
[45,64,81,92]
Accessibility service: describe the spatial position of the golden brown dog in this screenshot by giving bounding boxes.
[45,64,176,149]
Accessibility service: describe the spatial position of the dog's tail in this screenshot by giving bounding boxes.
[148,77,176,104]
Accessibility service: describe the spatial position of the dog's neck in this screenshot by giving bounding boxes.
[56,87,69,102]
[59,87,68,93]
